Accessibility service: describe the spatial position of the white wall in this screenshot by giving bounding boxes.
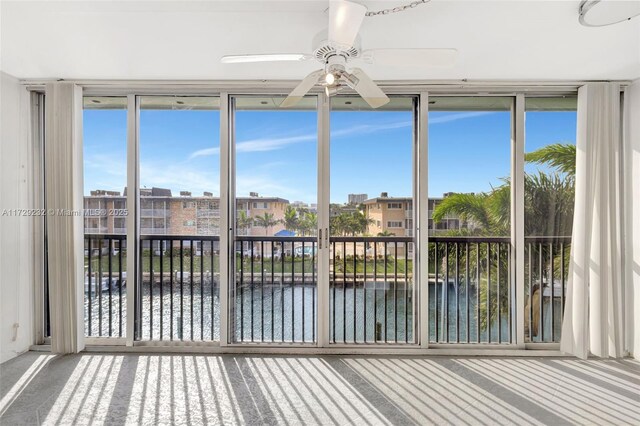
[1,1,638,81]
[0,71,35,363]
[625,79,640,360]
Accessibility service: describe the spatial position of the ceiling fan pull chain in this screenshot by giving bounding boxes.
[365,0,431,17]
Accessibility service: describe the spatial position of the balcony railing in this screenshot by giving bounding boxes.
[85,233,570,345]
[196,209,220,218]
[524,236,570,343]
[233,236,317,343]
[85,227,108,234]
[138,235,220,341]
[429,236,511,344]
[84,234,127,337]
[140,209,169,218]
[330,236,414,344]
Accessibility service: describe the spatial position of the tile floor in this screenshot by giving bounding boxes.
[1,352,639,425]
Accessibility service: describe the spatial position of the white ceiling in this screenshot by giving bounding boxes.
[1,0,639,81]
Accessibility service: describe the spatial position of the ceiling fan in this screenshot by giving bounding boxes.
[221,0,457,109]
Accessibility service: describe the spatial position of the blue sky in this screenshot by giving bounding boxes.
[83,107,576,203]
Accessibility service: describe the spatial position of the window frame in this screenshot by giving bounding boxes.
[34,83,600,352]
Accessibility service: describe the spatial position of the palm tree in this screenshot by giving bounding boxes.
[236,210,253,235]
[432,143,576,237]
[352,211,373,236]
[431,142,576,334]
[253,212,280,236]
[299,211,317,236]
[283,205,299,233]
[525,143,576,177]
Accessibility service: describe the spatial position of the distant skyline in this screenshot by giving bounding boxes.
[83,106,576,204]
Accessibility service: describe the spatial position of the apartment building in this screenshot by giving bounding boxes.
[237,192,289,236]
[347,193,368,205]
[84,188,289,237]
[363,192,467,236]
[84,190,128,234]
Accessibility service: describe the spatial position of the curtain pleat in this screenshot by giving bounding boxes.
[561,83,624,359]
[45,82,85,354]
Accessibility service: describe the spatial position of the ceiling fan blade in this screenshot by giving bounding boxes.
[328,0,367,49]
[221,54,311,64]
[281,69,324,108]
[362,48,458,67]
[350,68,390,109]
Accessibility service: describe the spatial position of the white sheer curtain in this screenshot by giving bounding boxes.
[561,83,624,359]
[45,82,85,354]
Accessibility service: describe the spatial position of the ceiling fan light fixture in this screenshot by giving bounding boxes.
[325,84,343,97]
[325,72,336,85]
[579,0,640,26]
[342,72,360,89]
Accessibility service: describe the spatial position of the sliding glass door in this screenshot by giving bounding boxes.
[524,96,577,343]
[329,96,417,344]
[427,97,513,344]
[231,96,318,343]
[137,96,221,341]
[72,88,580,349]
[83,96,128,338]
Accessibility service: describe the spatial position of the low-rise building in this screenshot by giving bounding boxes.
[363,192,467,236]
[84,188,289,237]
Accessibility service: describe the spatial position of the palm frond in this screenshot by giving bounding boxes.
[525,143,576,177]
[432,193,493,231]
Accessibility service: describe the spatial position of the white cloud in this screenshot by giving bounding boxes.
[140,162,220,196]
[188,120,415,159]
[189,146,220,159]
[84,153,127,194]
[189,133,317,159]
[430,111,495,124]
[237,134,317,153]
[331,120,413,137]
[189,111,493,159]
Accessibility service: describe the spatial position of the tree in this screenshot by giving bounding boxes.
[236,210,253,235]
[253,213,280,236]
[432,143,576,237]
[525,143,576,177]
[298,211,317,236]
[330,211,372,236]
[349,211,373,236]
[432,192,496,234]
[377,230,395,236]
[431,143,576,332]
[283,205,299,233]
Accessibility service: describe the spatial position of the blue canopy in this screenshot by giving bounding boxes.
[274,229,296,237]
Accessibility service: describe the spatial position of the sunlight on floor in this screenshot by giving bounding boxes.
[1,353,639,425]
[0,354,56,417]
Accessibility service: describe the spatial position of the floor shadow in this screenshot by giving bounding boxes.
[3,352,640,425]
[322,355,417,425]
[221,355,279,425]
[541,359,640,401]
[437,358,571,425]
[103,354,139,425]
[0,353,82,424]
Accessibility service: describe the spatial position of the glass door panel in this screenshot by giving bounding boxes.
[83,96,128,338]
[524,96,577,343]
[231,96,318,343]
[329,96,417,344]
[138,96,221,341]
[427,96,513,344]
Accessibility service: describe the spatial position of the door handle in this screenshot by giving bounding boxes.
[325,228,328,248]
[319,229,322,250]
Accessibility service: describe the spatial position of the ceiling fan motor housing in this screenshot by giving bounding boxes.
[312,30,361,64]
